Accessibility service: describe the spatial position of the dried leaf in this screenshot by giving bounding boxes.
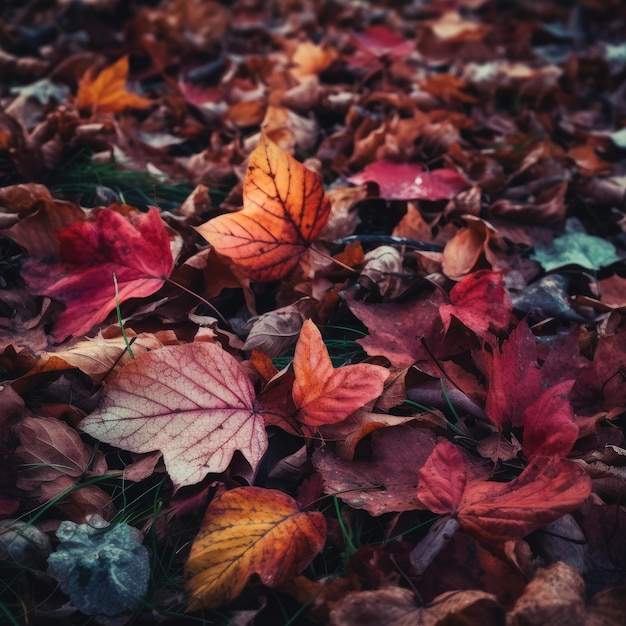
[79,343,267,490]
[184,486,326,610]
[195,135,331,281]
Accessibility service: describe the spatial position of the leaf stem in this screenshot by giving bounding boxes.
[165,277,230,328]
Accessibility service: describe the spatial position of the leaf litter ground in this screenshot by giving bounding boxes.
[1,0,626,624]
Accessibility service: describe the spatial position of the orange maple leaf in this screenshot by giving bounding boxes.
[76,56,152,114]
[292,319,388,426]
[195,135,331,281]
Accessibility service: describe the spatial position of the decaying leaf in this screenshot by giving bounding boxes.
[292,320,388,426]
[195,135,331,281]
[79,343,267,489]
[184,486,326,610]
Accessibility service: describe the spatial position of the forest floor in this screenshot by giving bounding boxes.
[1,1,626,624]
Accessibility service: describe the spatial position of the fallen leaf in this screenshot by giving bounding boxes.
[418,441,592,544]
[313,426,437,515]
[329,587,502,626]
[195,135,331,281]
[184,486,326,610]
[347,289,451,368]
[483,320,543,429]
[47,514,150,616]
[439,270,513,341]
[22,207,175,342]
[347,161,468,201]
[507,562,585,626]
[76,56,152,114]
[292,320,388,426]
[441,217,507,281]
[530,231,621,272]
[521,380,578,460]
[15,416,91,492]
[79,343,267,490]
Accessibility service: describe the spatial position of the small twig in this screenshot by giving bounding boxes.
[332,235,444,252]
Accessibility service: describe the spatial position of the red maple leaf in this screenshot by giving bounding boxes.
[417,441,591,544]
[22,207,174,342]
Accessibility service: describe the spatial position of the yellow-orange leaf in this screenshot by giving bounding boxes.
[184,486,326,610]
[195,135,331,282]
[77,56,152,114]
[292,320,388,426]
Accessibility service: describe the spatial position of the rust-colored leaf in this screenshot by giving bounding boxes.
[184,486,326,610]
[79,343,267,490]
[195,135,331,281]
[292,320,388,426]
[76,56,151,114]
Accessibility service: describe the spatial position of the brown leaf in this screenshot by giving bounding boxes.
[507,562,585,626]
[329,587,502,626]
[313,426,437,515]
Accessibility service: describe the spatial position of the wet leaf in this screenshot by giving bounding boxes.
[79,343,267,490]
[195,135,331,281]
[184,486,326,610]
[292,320,388,426]
[347,161,468,201]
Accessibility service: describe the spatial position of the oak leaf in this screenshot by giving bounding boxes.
[417,441,592,544]
[76,56,152,114]
[292,320,388,426]
[79,343,267,490]
[22,207,175,342]
[195,135,331,281]
[184,486,326,610]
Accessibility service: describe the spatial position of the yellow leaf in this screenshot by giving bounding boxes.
[77,56,151,114]
[184,487,326,610]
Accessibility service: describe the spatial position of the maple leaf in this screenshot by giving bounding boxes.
[76,56,152,114]
[195,134,331,282]
[22,207,174,342]
[292,320,388,426]
[347,161,468,201]
[79,343,267,490]
[417,441,591,544]
[184,486,326,610]
[483,320,543,429]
